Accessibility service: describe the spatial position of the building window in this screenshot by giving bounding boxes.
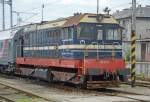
[146,29,150,33]
[141,43,146,61]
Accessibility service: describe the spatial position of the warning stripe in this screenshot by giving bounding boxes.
[131,31,136,86]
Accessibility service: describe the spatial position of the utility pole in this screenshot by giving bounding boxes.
[17,12,20,26]
[9,0,13,28]
[2,0,5,30]
[97,0,99,14]
[131,0,136,87]
[41,4,44,22]
[13,11,21,26]
[0,0,13,30]
[13,11,37,26]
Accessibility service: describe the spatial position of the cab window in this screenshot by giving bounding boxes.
[77,24,96,39]
[106,29,121,40]
[97,30,103,40]
[62,27,73,40]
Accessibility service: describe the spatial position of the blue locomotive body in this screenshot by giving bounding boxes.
[22,22,122,60]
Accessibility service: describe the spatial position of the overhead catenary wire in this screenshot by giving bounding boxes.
[14,0,59,24]
[1,0,150,29]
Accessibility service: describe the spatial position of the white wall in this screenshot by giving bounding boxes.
[136,19,150,39]
[120,18,150,40]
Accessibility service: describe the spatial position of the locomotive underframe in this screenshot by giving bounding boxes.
[15,57,125,88]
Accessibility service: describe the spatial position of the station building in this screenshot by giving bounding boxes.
[113,5,150,78]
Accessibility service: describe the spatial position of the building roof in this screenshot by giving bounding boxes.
[113,6,150,19]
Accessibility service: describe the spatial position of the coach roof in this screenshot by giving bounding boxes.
[0,29,18,40]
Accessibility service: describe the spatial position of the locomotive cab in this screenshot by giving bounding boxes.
[74,23,124,88]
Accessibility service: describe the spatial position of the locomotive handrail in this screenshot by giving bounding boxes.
[83,42,101,59]
[112,42,121,59]
[113,42,122,58]
[82,42,101,74]
[91,42,99,60]
[112,44,116,59]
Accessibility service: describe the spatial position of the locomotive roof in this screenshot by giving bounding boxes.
[24,13,119,32]
[63,13,118,27]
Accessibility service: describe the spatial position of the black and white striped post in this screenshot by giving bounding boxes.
[131,0,136,87]
[131,29,136,87]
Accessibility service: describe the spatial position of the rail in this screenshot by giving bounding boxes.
[0,74,148,102]
[0,82,52,102]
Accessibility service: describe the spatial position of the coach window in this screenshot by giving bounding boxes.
[9,40,11,50]
[106,29,121,40]
[0,42,2,50]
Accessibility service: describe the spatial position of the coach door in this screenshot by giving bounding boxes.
[18,35,24,57]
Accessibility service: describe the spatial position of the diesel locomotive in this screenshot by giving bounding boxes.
[0,13,126,88]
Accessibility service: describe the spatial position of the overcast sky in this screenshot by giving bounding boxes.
[0,0,150,30]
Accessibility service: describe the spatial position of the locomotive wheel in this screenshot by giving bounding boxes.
[47,75,54,83]
[75,76,87,89]
[47,70,54,83]
[76,83,87,89]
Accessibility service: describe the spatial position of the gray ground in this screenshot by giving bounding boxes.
[0,76,150,102]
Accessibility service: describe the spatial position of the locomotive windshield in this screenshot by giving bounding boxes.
[77,23,121,41]
[77,24,96,39]
[106,29,121,40]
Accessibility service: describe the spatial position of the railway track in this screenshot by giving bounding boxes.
[135,82,150,88]
[0,81,53,102]
[48,83,150,102]
[136,77,150,88]
[0,74,150,102]
[28,77,150,102]
[0,95,15,102]
[123,78,150,89]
